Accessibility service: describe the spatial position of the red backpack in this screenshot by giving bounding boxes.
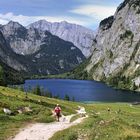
[55,107,61,114]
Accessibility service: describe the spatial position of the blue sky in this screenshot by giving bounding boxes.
[0,0,123,30]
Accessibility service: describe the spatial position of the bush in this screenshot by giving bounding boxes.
[120,30,133,40]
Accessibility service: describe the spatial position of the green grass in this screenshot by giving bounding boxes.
[0,86,82,140]
[50,103,140,140]
[70,114,81,123]
[0,86,140,140]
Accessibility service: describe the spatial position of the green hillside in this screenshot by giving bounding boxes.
[0,86,81,140]
[0,86,140,140]
[0,61,24,86]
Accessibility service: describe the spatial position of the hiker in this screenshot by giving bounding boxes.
[76,106,86,117]
[54,104,62,121]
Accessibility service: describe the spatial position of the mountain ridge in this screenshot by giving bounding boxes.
[0,25,86,77]
[28,20,95,57]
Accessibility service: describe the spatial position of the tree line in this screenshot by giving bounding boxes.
[12,85,75,101]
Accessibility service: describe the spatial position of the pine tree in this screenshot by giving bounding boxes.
[72,96,75,102]
[54,94,60,99]
[0,65,5,86]
[45,90,52,98]
[33,85,41,96]
[64,94,70,101]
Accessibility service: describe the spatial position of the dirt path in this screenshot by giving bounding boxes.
[11,115,87,140]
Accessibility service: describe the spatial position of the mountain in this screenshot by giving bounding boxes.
[0,23,85,75]
[83,0,140,91]
[0,31,26,84]
[0,31,26,71]
[0,21,42,55]
[28,20,95,57]
[25,30,86,75]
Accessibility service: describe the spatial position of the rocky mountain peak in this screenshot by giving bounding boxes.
[28,20,51,31]
[1,21,27,38]
[4,21,24,30]
[60,20,68,24]
[117,0,140,13]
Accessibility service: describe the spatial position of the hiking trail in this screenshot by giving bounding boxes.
[11,114,87,140]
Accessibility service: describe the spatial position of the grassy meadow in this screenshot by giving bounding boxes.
[0,86,81,140]
[0,86,139,140]
[51,103,140,140]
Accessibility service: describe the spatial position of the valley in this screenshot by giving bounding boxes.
[0,0,140,139]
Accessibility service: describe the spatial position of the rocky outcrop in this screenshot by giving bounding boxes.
[0,31,27,71]
[86,0,140,91]
[28,20,94,57]
[1,21,42,55]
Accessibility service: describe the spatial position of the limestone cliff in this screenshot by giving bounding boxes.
[86,0,140,91]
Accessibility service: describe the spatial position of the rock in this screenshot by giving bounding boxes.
[0,31,26,71]
[24,107,32,112]
[95,135,99,139]
[17,109,24,114]
[17,106,32,114]
[99,120,105,125]
[95,112,101,115]
[3,108,12,115]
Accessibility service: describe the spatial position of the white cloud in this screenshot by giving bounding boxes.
[0,18,8,25]
[0,12,88,26]
[70,5,116,20]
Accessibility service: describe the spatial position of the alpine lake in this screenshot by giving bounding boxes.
[22,79,140,103]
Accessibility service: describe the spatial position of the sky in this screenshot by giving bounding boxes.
[0,0,123,30]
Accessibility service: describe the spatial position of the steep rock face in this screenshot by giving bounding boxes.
[1,21,42,55]
[0,31,27,71]
[28,20,94,57]
[0,31,26,84]
[86,0,140,91]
